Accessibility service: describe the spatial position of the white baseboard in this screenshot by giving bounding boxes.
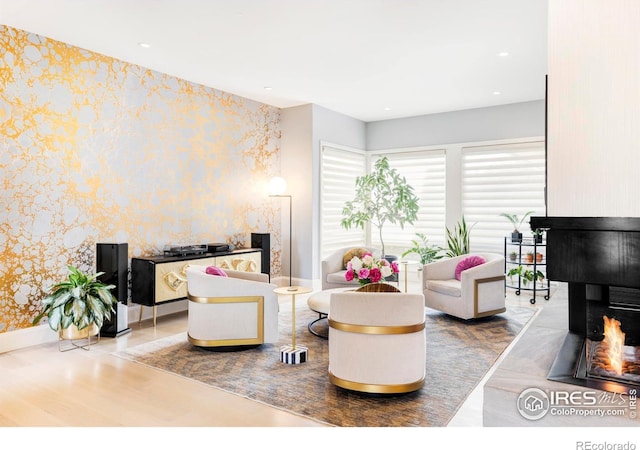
[0,323,58,354]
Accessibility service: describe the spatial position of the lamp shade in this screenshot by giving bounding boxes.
[268,176,287,195]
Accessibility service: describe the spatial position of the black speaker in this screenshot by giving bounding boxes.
[97,243,131,337]
[251,233,271,277]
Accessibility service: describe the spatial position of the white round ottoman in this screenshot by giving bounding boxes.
[307,287,352,338]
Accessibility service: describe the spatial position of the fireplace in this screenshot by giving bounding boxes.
[530,217,640,394]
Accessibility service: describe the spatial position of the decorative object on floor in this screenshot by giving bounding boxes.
[328,289,425,394]
[341,156,419,259]
[268,176,293,286]
[344,252,399,286]
[32,265,117,351]
[114,303,536,427]
[274,285,313,364]
[321,246,376,290]
[423,253,506,320]
[185,265,279,348]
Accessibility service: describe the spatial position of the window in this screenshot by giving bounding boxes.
[461,140,546,253]
[320,144,367,260]
[369,150,447,255]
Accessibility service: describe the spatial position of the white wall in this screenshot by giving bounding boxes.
[280,104,366,282]
[279,105,313,285]
[367,100,545,150]
[547,0,640,216]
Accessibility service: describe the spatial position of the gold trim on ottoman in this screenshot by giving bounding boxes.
[328,319,425,335]
[328,371,425,394]
[187,294,264,347]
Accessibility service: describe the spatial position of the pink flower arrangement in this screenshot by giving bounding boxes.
[345,252,399,286]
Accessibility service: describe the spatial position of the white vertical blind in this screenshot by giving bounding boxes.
[370,150,447,255]
[320,144,367,260]
[461,141,546,253]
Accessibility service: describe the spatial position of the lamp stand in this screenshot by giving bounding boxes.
[270,194,292,286]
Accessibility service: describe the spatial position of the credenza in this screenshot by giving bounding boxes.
[131,248,263,326]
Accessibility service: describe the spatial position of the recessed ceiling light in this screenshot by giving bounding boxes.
[138,42,151,48]
[264,86,273,91]
[498,51,509,57]
[493,91,501,95]
[384,107,391,111]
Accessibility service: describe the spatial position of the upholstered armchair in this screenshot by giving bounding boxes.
[328,287,426,394]
[185,265,279,348]
[321,246,375,290]
[422,253,506,320]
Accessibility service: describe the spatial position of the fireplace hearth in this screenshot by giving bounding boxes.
[530,217,640,395]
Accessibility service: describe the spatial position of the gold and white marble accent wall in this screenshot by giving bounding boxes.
[0,25,282,333]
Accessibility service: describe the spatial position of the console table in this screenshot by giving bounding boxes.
[131,248,263,326]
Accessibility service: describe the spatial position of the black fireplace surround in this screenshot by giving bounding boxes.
[530,216,640,393]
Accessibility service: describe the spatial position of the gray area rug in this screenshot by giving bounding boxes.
[114,305,537,427]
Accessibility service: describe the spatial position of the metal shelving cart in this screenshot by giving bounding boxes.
[504,236,550,304]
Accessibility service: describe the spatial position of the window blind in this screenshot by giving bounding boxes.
[461,141,546,254]
[320,144,367,260]
[370,150,447,256]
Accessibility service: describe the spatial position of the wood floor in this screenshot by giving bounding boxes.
[0,277,541,432]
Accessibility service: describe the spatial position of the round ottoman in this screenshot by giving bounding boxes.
[306,287,352,338]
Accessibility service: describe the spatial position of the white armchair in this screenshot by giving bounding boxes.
[328,288,426,394]
[321,246,375,290]
[185,265,279,348]
[422,253,506,320]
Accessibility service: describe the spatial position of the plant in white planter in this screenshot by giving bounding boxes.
[341,156,419,260]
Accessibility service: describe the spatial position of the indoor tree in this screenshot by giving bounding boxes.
[341,156,419,259]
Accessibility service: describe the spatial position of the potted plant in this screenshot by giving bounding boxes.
[342,156,419,261]
[525,251,534,263]
[499,211,535,243]
[536,252,544,263]
[444,216,474,257]
[32,265,117,344]
[532,228,544,244]
[509,251,518,262]
[507,265,545,287]
[401,232,444,265]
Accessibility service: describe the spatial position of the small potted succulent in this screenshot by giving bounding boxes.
[525,251,534,263]
[532,228,544,244]
[509,251,518,262]
[32,265,117,344]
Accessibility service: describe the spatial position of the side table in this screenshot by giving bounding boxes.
[274,286,313,364]
[399,260,419,292]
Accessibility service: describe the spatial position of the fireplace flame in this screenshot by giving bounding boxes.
[602,315,625,376]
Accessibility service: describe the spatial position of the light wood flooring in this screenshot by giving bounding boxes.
[0,275,543,434]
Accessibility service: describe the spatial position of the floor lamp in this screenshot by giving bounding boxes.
[269,177,310,365]
[268,176,292,286]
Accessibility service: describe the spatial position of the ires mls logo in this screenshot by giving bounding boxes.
[517,388,550,420]
[517,387,634,421]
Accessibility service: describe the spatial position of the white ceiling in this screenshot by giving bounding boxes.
[0,0,548,122]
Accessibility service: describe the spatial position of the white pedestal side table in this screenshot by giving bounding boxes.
[274,286,313,364]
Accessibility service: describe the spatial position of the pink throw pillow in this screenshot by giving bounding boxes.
[454,256,486,281]
[205,266,228,277]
